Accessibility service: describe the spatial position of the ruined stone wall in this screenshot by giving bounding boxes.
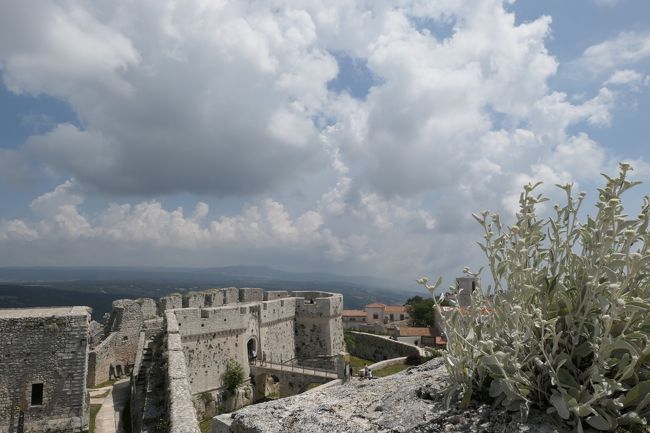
[347,331,420,361]
[139,298,158,320]
[88,298,155,386]
[293,292,345,363]
[0,307,90,433]
[238,288,263,303]
[159,294,183,314]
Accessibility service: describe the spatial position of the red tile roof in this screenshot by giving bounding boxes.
[398,327,434,337]
[342,309,367,317]
[385,305,406,314]
[365,303,387,308]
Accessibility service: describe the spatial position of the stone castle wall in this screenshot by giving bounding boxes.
[293,292,345,365]
[89,287,343,403]
[174,296,297,395]
[347,331,421,362]
[0,307,90,433]
[258,298,296,365]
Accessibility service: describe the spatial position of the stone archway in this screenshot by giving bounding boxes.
[253,373,280,401]
[247,337,257,362]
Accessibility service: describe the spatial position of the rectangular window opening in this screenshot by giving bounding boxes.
[31,383,44,406]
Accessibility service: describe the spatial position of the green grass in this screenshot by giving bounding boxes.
[89,404,102,433]
[200,417,212,433]
[349,355,373,371]
[373,362,408,378]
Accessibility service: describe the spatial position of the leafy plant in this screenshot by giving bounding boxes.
[222,359,245,393]
[419,163,650,432]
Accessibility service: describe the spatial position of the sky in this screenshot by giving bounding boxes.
[0,0,649,289]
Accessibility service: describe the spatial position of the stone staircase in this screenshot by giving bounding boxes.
[140,336,167,433]
[136,341,153,387]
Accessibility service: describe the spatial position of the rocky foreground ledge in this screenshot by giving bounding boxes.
[218,358,570,433]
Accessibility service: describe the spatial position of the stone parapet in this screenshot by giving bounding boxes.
[165,311,201,433]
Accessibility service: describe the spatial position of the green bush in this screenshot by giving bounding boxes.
[222,359,245,393]
[406,352,423,365]
[419,164,650,432]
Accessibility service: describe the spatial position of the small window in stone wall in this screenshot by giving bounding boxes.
[31,383,44,406]
[65,374,73,390]
[373,313,378,319]
[400,314,405,320]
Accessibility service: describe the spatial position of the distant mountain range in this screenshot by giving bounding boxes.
[0,265,423,319]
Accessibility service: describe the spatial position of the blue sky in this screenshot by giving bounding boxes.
[0,0,649,286]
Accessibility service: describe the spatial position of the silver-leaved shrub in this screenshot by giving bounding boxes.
[419,164,650,432]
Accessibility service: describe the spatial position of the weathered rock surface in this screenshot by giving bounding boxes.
[223,358,570,433]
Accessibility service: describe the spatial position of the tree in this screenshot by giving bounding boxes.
[405,296,435,327]
[419,164,650,432]
[222,359,245,393]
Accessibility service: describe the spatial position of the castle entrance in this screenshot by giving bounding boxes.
[247,338,257,363]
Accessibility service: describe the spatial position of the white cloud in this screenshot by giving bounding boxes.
[0,1,139,98]
[575,32,650,76]
[0,220,39,242]
[0,0,643,282]
[30,179,83,217]
[605,69,645,88]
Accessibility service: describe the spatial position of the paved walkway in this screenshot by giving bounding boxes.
[92,379,130,433]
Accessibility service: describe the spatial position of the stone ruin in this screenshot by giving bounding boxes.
[0,307,91,433]
[0,287,345,433]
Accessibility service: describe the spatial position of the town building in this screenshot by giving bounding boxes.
[389,326,435,347]
[342,302,410,331]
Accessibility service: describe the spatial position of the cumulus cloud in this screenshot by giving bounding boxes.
[1,0,337,195]
[0,0,642,281]
[605,69,646,89]
[0,219,39,242]
[16,182,334,250]
[574,32,650,76]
